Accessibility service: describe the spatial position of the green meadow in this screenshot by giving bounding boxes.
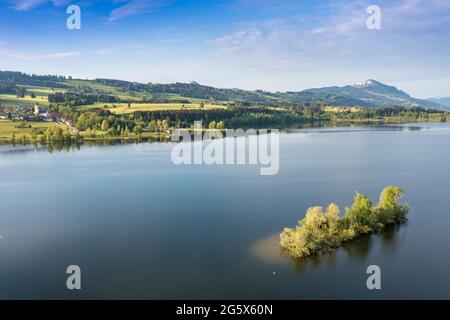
[82,102,228,114]
[0,94,49,108]
[0,120,58,141]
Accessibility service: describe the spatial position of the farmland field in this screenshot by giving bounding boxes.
[17,85,63,96]
[82,102,228,114]
[0,94,49,108]
[0,120,57,141]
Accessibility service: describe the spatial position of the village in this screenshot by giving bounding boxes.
[0,102,77,131]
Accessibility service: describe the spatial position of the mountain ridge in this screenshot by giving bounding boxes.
[429,97,450,108]
[290,79,443,109]
[0,70,446,109]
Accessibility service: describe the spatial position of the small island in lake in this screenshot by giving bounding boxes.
[280,186,409,258]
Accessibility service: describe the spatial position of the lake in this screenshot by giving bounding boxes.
[1,123,450,299]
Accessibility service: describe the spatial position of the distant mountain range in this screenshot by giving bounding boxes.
[429,97,450,108]
[0,71,448,109]
[112,78,449,109]
[282,79,445,109]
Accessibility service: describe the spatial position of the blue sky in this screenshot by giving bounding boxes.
[0,0,449,98]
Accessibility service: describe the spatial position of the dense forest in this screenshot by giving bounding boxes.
[330,106,449,122]
[0,71,69,90]
[48,92,120,105]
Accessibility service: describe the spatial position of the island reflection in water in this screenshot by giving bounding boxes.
[250,224,404,275]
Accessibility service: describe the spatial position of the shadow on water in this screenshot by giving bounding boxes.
[251,225,404,275]
[283,249,338,276]
[342,234,373,261]
[249,233,339,275]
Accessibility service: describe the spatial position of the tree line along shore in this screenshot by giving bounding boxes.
[1,104,449,144]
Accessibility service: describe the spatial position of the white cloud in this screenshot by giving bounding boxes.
[0,48,80,60]
[12,0,46,10]
[11,0,70,10]
[11,0,169,23]
[203,0,450,96]
[108,0,168,22]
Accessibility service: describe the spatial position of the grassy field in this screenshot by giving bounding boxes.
[0,120,58,141]
[64,80,156,101]
[18,85,63,97]
[323,106,363,113]
[0,94,49,108]
[82,102,227,114]
[63,80,217,103]
[0,93,225,113]
[2,80,219,110]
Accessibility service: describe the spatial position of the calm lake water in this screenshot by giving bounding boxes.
[1,123,450,299]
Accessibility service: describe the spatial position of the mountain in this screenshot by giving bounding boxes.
[429,97,450,109]
[117,78,446,109]
[281,79,443,109]
[0,71,445,109]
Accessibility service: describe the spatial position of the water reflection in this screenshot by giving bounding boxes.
[342,235,373,261]
[0,122,430,155]
[284,250,338,276]
[0,136,172,155]
[251,225,404,275]
[287,124,423,134]
[249,233,339,275]
[380,223,407,254]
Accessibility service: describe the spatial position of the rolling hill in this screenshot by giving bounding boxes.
[0,71,446,109]
[429,97,450,109]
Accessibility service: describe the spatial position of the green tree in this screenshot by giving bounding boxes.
[161,119,170,131]
[148,120,156,132]
[45,125,63,141]
[345,193,376,234]
[107,127,118,137]
[208,121,217,129]
[325,203,343,246]
[280,206,329,258]
[374,186,408,224]
[133,124,143,137]
[77,113,88,128]
[16,87,26,98]
[101,119,109,132]
[280,186,409,259]
[216,121,225,129]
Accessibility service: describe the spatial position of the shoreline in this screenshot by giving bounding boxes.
[0,120,447,147]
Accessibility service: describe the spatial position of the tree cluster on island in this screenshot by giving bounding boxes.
[280,186,409,258]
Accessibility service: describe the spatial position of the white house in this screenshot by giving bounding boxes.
[34,103,40,115]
